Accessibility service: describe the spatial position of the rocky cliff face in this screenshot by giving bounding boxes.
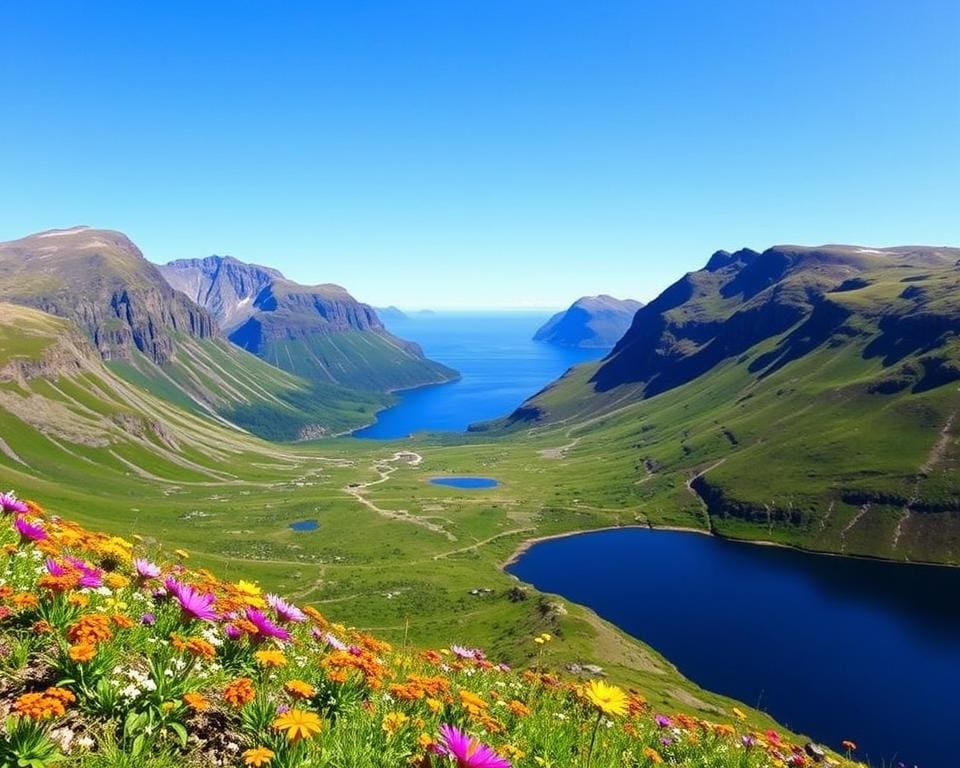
[158,255,283,332]
[0,227,218,365]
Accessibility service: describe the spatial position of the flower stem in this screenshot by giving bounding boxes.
[586,711,602,768]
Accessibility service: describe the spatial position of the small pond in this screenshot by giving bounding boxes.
[429,477,500,489]
[289,520,319,532]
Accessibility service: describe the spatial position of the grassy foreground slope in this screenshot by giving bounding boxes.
[0,497,861,768]
[487,245,960,565]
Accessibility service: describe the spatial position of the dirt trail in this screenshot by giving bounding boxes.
[684,458,727,529]
[840,504,870,552]
[342,451,455,540]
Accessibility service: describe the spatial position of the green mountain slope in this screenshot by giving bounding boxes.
[160,255,457,391]
[488,244,960,564]
[0,228,392,439]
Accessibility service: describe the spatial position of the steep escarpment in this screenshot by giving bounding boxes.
[0,227,218,364]
[161,255,456,392]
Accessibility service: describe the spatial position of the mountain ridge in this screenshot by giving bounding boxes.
[534,295,643,349]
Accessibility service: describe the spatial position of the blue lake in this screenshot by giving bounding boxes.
[429,476,499,489]
[508,528,960,768]
[353,312,606,439]
[289,520,319,532]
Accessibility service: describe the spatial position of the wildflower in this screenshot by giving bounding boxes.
[14,516,46,543]
[243,747,274,767]
[245,607,292,642]
[166,578,217,622]
[68,643,96,662]
[133,558,161,580]
[732,706,747,721]
[507,700,531,717]
[0,492,29,514]
[174,548,190,559]
[584,680,628,717]
[382,711,409,737]
[141,613,156,626]
[267,593,306,623]
[451,644,477,660]
[67,614,113,645]
[183,692,209,712]
[841,740,857,752]
[459,689,488,715]
[438,724,511,768]
[272,708,323,742]
[654,714,672,728]
[224,678,256,707]
[284,679,316,699]
[642,746,664,764]
[254,649,287,668]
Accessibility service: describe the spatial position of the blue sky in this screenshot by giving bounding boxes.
[1,1,957,309]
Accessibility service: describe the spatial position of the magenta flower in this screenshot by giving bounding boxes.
[438,724,511,768]
[0,493,29,515]
[451,645,477,660]
[14,516,46,543]
[133,558,161,580]
[141,613,156,626]
[655,714,672,728]
[245,607,291,642]
[165,578,217,622]
[266,593,306,623]
[46,558,68,576]
[66,557,103,588]
[224,624,243,641]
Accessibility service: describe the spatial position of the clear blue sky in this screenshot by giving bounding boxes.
[1,1,957,309]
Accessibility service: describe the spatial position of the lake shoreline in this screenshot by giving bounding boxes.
[502,522,960,571]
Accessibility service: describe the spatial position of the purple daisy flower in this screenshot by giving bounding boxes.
[165,577,217,622]
[438,724,511,768]
[0,492,29,515]
[133,558,161,580]
[14,516,46,543]
[245,607,292,642]
[266,593,306,623]
[655,714,672,728]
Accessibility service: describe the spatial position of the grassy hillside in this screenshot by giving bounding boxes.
[485,246,960,564]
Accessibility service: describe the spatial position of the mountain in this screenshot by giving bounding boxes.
[0,228,388,440]
[375,305,408,325]
[492,244,960,564]
[160,255,456,392]
[533,295,643,348]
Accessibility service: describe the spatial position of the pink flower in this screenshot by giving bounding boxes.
[165,578,217,622]
[438,724,511,768]
[319,631,348,651]
[14,516,46,543]
[0,492,28,515]
[133,558,161,580]
[46,558,68,576]
[66,557,103,588]
[244,607,291,642]
[266,593,306,623]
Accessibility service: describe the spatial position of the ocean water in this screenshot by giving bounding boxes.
[508,528,960,768]
[353,312,606,439]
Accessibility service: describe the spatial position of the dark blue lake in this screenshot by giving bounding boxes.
[289,520,318,532]
[353,312,605,439]
[508,528,960,768]
[429,476,499,489]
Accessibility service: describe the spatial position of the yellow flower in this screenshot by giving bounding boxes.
[284,679,316,699]
[426,697,443,714]
[174,548,189,559]
[243,746,275,767]
[584,680,629,717]
[732,707,747,721]
[272,708,323,742]
[254,649,287,668]
[382,711,409,737]
[235,579,266,607]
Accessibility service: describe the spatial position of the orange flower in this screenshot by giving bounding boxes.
[68,642,96,662]
[458,689,488,715]
[112,613,136,630]
[284,679,317,700]
[11,593,38,609]
[243,747,274,767]
[508,699,531,717]
[183,692,209,712]
[272,708,323,742]
[643,746,664,764]
[67,614,113,645]
[12,687,75,720]
[224,678,256,707]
